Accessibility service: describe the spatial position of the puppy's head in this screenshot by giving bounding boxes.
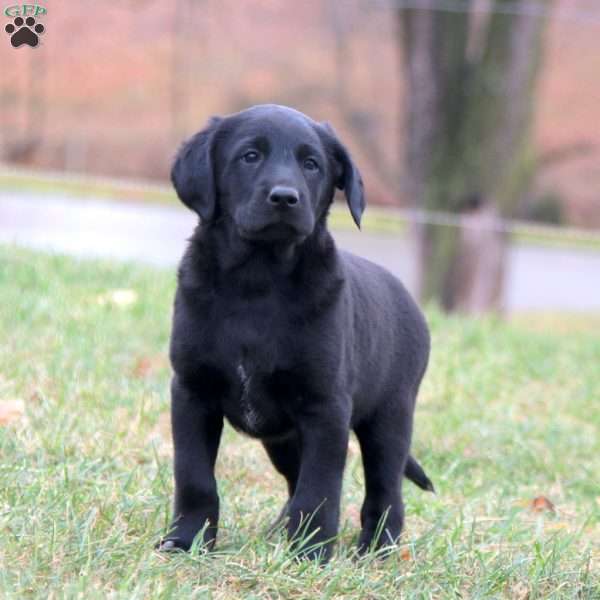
[171,104,365,243]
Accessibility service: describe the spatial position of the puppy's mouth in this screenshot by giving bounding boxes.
[237,221,310,242]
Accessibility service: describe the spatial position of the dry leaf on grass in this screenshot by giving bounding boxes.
[97,289,138,307]
[399,546,412,561]
[0,399,25,425]
[132,355,168,378]
[530,495,556,514]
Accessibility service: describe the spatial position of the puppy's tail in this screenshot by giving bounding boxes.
[404,455,435,493]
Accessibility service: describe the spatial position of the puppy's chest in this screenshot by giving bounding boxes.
[211,305,299,438]
[214,300,290,367]
[219,356,284,438]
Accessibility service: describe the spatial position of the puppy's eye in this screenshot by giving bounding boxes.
[241,150,260,164]
[303,158,319,172]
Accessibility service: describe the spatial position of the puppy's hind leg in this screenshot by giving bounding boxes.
[354,395,414,554]
[262,436,300,534]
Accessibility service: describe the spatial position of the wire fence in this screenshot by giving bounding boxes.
[395,208,600,245]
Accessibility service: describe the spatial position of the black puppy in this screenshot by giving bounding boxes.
[159,104,433,560]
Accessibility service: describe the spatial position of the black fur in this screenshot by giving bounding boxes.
[159,105,432,560]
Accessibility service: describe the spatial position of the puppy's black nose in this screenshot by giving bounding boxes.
[268,186,299,207]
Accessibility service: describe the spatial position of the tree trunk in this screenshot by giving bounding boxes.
[400,0,551,312]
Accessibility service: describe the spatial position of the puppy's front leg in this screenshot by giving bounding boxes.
[286,403,350,561]
[159,375,223,552]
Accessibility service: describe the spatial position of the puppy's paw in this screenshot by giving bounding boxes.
[356,522,402,557]
[286,515,336,563]
[156,520,216,553]
[155,536,191,552]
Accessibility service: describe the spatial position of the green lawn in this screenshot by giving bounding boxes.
[0,246,598,599]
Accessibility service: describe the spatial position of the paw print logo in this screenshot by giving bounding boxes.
[5,16,45,48]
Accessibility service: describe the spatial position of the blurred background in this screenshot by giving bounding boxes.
[1,0,599,313]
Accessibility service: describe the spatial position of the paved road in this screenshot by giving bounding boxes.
[2,192,599,312]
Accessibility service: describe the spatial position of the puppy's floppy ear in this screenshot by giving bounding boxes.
[171,116,222,221]
[320,122,365,229]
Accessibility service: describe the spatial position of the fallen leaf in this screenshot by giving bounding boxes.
[530,496,556,514]
[0,399,25,425]
[399,547,412,561]
[132,355,167,378]
[97,289,138,307]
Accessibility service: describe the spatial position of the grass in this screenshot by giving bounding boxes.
[0,245,598,599]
